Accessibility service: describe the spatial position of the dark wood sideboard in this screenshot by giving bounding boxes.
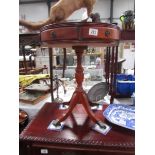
[20,102,135,155]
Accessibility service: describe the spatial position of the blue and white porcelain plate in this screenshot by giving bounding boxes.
[103,104,135,130]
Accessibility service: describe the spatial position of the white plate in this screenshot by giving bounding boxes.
[103,104,135,130]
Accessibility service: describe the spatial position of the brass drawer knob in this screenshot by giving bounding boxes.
[51,31,57,39]
[105,30,110,37]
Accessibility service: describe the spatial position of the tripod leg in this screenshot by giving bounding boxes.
[80,93,107,129]
[80,92,100,124]
[54,92,78,125]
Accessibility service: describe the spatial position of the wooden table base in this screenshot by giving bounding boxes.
[53,46,106,128]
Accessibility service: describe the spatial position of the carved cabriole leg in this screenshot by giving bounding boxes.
[80,92,100,124]
[57,93,78,124]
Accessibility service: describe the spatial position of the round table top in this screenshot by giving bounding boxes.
[40,22,120,47]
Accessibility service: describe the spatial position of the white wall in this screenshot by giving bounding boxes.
[113,0,134,18]
[19,2,48,21]
[68,0,110,22]
[93,0,111,19]
[122,50,135,70]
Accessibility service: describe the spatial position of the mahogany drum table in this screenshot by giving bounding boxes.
[20,102,135,155]
[40,22,120,128]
